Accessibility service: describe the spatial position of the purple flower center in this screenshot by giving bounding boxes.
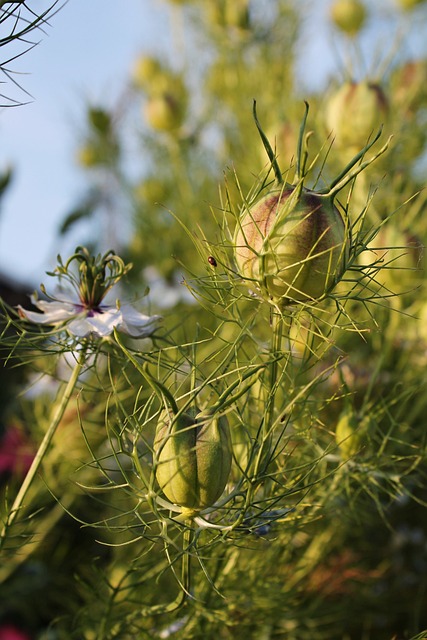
[87,307,104,317]
[74,303,104,317]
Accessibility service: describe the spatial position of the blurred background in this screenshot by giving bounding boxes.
[0,0,169,285]
[1,0,424,288]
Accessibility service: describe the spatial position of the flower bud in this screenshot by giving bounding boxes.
[154,408,232,514]
[330,0,366,35]
[234,187,349,305]
[325,81,388,150]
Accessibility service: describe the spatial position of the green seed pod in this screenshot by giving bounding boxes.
[224,0,250,30]
[234,187,349,306]
[88,107,113,136]
[330,0,366,35]
[325,81,388,150]
[154,408,232,514]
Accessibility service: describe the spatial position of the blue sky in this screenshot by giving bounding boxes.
[0,0,172,285]
[0,0,424,287]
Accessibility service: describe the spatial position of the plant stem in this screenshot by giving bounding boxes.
[139,519,192,617]
[245,309,285,506]
[0,349,86,551]
[264,310,284,438]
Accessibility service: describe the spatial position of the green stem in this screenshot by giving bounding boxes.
[319,130,391,199]
[140,519,192,616]
[245,310,284,506]
[264,310,284,436]
[0,349,86,550]
[114,329,179,414]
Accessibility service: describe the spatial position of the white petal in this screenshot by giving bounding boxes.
[67,317,95,337]
[84,308,122,337]
[18,300,78,325]
[118,305,162,338]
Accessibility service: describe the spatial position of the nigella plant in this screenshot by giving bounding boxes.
[45,107,398,629]
[0,109,412,637]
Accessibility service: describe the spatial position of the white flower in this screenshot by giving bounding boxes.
[18,291,162,339]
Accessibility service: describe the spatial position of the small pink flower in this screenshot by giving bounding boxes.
[0,623,32,640]
[0,426,34,477]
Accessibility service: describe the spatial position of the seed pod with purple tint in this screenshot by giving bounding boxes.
[233,101,391,307]
[234,186,349,306]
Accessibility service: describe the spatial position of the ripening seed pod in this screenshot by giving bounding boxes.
[154,408,232,515]
[330,0,366,35]
[391,60,427,114]
[325,81,388,150]
[234,186,349,306]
